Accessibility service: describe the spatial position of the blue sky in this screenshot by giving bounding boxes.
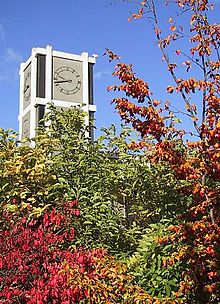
[0,0,219,137]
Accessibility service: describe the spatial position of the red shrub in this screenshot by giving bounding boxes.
[0,202,102,303]
[0,201,151,303]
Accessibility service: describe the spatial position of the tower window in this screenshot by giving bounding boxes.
[88,63,94,105]
[36,104,45,128]
[36,55,46,98]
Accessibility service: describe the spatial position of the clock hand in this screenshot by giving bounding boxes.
[54,79,72,84]
[57,75,66,80]
[24,85,30,93]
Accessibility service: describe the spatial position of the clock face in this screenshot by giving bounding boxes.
[23,64,31,109]
[54,66,81,95]
[24,72,31,100]
[21,111,30,139]
[52,57,83,102]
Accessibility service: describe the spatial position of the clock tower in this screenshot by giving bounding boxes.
[18,45,97,140]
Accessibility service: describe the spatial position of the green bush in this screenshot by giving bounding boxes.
[128,220,183,300]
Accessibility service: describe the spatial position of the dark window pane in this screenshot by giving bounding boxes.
[88,63,94,105]
[36,55,46,98]
[36,105,45,128]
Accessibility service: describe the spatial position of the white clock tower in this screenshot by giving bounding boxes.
[18,45,97,140]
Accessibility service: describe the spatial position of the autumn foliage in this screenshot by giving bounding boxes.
[106,0,220,302]
[0,0,220,303]
[0,199,152,303]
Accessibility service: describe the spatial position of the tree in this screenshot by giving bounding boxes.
[41,105,187,255]
[0,128,67,225]
[106,0,220,302]
[1,103,184,259]
[1,117,155,303]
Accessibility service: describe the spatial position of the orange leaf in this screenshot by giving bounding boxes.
[167,85,174,93]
